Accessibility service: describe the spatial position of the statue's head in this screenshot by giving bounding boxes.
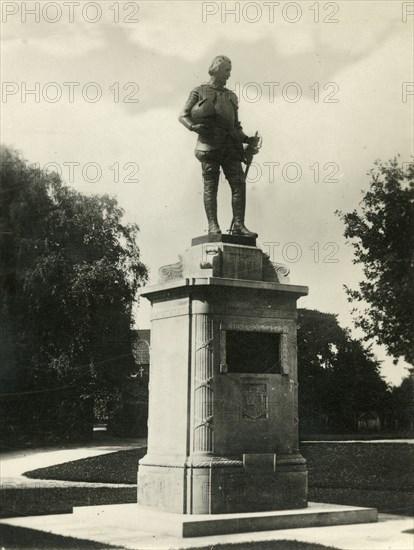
[208,55,232,83]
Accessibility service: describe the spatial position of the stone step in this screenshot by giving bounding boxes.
[73,501,378,538]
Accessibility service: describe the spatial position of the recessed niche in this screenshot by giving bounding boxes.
[225,330,281,374]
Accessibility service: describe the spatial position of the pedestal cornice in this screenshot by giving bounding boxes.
[141,277,309,301]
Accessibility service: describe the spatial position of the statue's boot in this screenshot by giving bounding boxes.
[204,179,221,235]
[231,183,258,238]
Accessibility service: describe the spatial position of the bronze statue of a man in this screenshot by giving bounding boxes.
[179,55,259,237]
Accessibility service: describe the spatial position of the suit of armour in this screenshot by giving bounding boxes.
[179,83,256,237]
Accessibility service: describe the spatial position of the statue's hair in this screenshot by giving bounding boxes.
[208,55,231,76]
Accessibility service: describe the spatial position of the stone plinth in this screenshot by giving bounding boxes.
[138,235,308,514]
[74,502,378,538]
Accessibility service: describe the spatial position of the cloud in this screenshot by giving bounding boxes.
[2,0,412,385]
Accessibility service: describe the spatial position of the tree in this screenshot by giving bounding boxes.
[336,158,414,364]
[388,374,414,431]
[297,309,390,434]
[0,146,148,441]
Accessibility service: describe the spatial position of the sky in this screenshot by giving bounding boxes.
[2,0,413,385]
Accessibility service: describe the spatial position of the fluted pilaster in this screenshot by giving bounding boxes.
[193,313,214,454]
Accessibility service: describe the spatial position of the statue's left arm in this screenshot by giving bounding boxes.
[231,92,249,144]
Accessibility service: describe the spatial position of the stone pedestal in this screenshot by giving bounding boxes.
[138,235,309,514]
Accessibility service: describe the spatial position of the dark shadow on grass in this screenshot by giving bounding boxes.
[199,541,339,550]
[24,449,147,484]
[0,524,124,549]
[0,525,339,550]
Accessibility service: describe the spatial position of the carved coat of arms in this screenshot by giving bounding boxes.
[242,383,267,420]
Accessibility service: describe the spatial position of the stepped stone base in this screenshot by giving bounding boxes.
[73,502,378,538]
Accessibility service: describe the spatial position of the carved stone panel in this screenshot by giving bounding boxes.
[242,382,268,420]
[158,255,183,283]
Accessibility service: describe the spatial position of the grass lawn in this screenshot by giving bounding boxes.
[23,442,414,515]
[0,525,120,549]
[301,442,414,515]
[184,542,338,550]
[300,442,414,490]
[0,525,339,550]
[300,433,414,441]
[24,442,414,489]
[24,448,146,484]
